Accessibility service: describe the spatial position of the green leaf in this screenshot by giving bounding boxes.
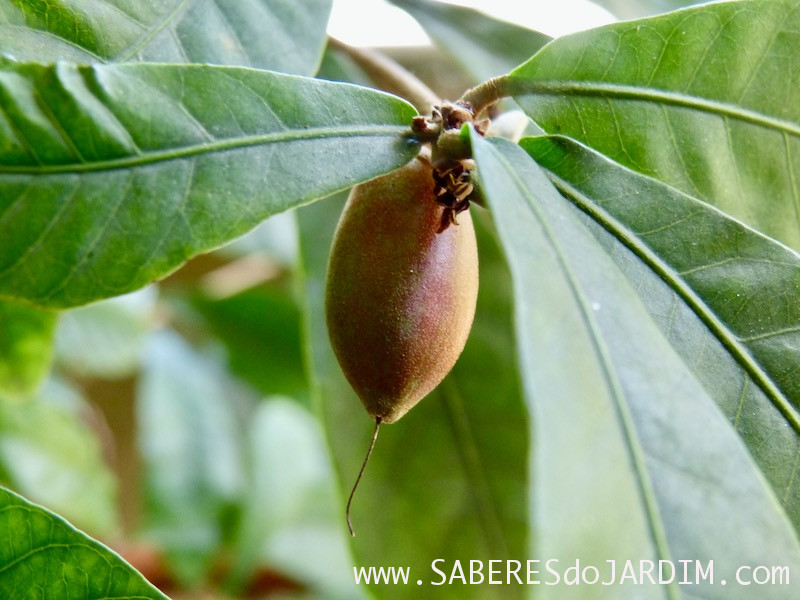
[389,0,550,83]
[0,299,55,396]
[0,62,419,308]
[0,378,118,535]
[0,0,332,74]
[471,133,800,599]
[524,134,800,530]
[136,329,244,586]
[298,191,527,598]
[509,0,800,249]
[0,485,167,599]
[55,286,156,379]
[590,0,700,19]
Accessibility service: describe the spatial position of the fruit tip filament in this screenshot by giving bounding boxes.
[346,417,382,537]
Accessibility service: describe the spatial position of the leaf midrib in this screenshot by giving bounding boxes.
[545,167,800,438]
[509,79,800,138]
[0,124,412,175]
[487,142,676,599]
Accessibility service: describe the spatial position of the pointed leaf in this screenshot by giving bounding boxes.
[298,193,527,599]
[0,486,167,600]
[0,299,55,396]
[0,0,332,74]
[389,0,550,82]
[509,0,800,249]
[524,133,800,530]
[0,62,419,308]
[471,133,800,599]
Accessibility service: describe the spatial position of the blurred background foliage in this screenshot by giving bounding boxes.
[0,0,710,598]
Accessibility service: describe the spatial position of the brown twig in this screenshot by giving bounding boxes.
[328,37,440,114]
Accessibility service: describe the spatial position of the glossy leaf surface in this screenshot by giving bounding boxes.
[0,62,419,308]
[510,0,800,249]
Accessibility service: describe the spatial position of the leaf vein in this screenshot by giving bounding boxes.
[0,125,411,174]
[114,0,195,62]
[547,172,800,436]
[508,80,800,138]
[492,147,677,589]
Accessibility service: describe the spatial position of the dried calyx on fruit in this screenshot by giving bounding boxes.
[326,100,486,535]
[413,102,488,232]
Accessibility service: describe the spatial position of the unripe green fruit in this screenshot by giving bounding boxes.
[325,155,479,424]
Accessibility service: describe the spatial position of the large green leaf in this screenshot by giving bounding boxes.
[389,0,550,83]
[0,298,55,396]
[0,378,118,535]
[524,134,800,528]
[298,191,526,599]
[0,0,331,74]
[471,133,800,599]
[136,329,244,586]
[0,486,167,599]
[508,0,800,249]
[0,62,419,308]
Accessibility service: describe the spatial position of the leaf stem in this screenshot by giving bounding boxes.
[457,75,516,117]
[327,37,440,114]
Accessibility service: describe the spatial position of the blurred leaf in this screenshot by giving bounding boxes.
[0,299,55,396]
[318,46,375,88]
[193,277,309,402]
[298,190,527,599]
[137,329,245,586]
[509,0,800,249]
[0,378,117,536]
[472,133,800,599]
[591,0,701,19]
[0,62,419,308]
[220,211,300,267]
[0,486,167,600]
[0,0,332,74]
[55,286,156,379]
[229,397,359,598]
[390,0,550,83]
